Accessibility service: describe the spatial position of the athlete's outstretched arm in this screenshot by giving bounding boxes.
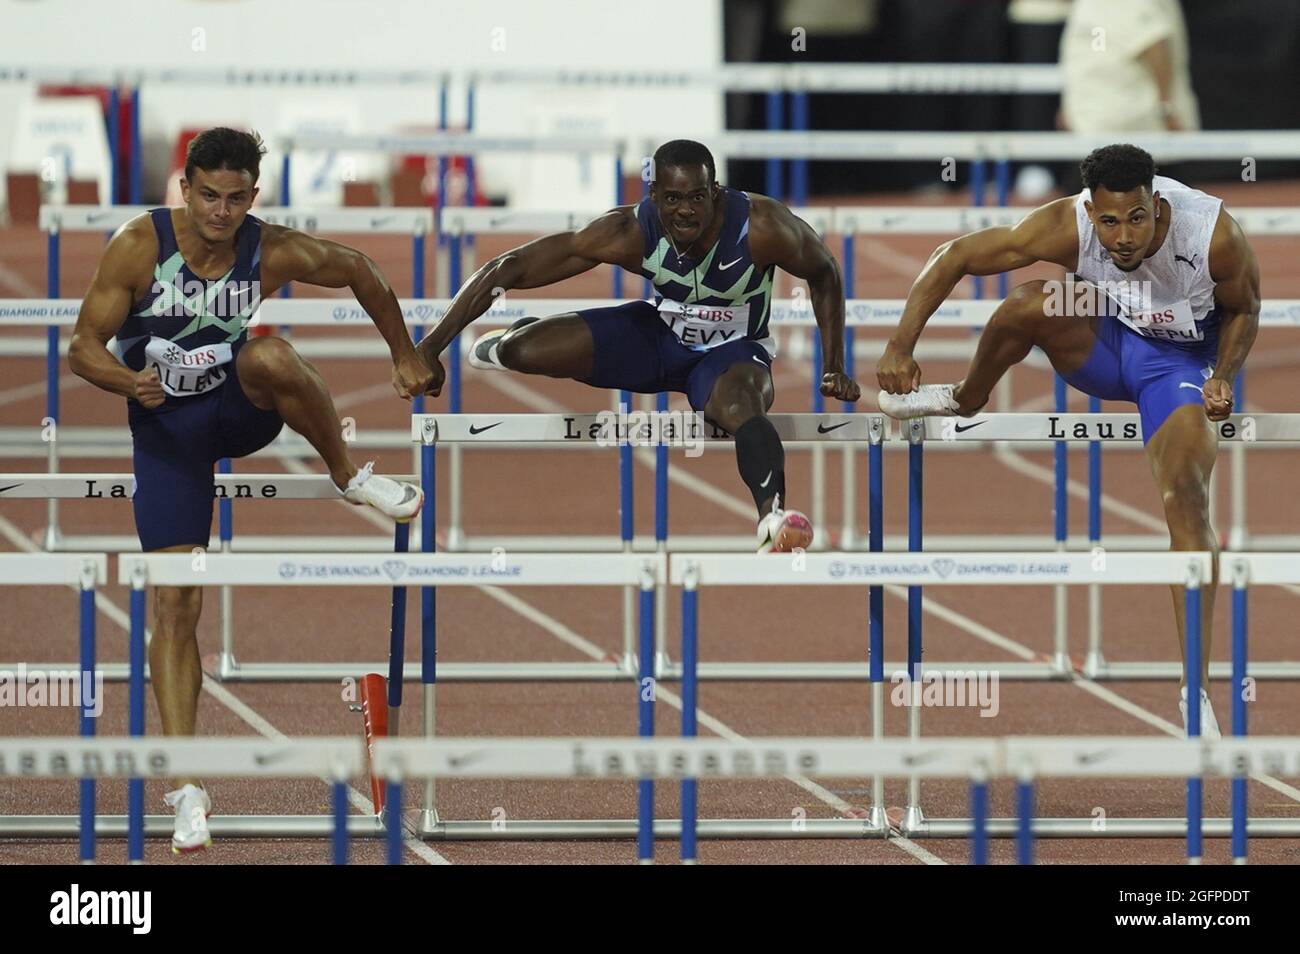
[415,209,642,389]
[748,197,858,402]
[260,226,431,398]
[1206,211,1261,422]
[68,221,165,407]
[877,197,1079,393]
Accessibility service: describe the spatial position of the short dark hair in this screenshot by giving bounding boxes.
[653,139,716,186]
[1079,144,1157,195]
[185,127,267,183]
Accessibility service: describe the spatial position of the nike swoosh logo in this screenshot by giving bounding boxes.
[817,421,850,434]
[1075,749,1114,766]
[468,422,503,435]
[446,751,487,770]
[370,216,394,227]
[229,286,254,299]
[719,257,743,270]
[253,750,293,767]
[86,212,113,224]
[759,470,773,488]
[902,752,943,767]
[751,355,768,365]
[954,421,985,433]
[0,484,21,494]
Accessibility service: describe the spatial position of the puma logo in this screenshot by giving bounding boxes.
[1175,254,1198,270]
[719,257,743,271]
[1178,382,1203,392]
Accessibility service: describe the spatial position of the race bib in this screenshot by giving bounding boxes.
[143,337,233,396]
[1119,299,1202,342]
[657,301,751,350]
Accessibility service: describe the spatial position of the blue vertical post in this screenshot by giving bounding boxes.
[681,574,699,863]
[218,457,232,548]
[129,86,142,205]
[1055,375,1067,546]
[970,776,988,865]
[437,80,449,219]
[279,151,292,303]
[790,91,809,206]
[1185,571,1203,863]
[47,227,60,432]
[637,574,655,863]
[1016,776,1034,865]
[128,582,146,863]
[613,153,624,299]
[868,426,883,683]
[411,230,427,458]
[448,232,462,414]
[385,777,403,865]
[1088,394,1101,541]
[764,92,784,200]
[388,522,409,710]
[995,159,1010,298]
[970,160,986,299]
[332,779,349,865]
[907,427,923,682]
[642,175,653,299]
[811,325,824,412]
[620,391,634,546]
[465,80,477,213]
[1231,570,1248,863]
[79,581,97,862]
[842,233,856,409]
[655,392,669,545]
[106,87,120,204]
[421,435,437,688]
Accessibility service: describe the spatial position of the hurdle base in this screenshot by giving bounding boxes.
[901,805,928,835]
[409,808,444,837]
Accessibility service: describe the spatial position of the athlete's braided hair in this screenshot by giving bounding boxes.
[653,139,716,186]
[1080,144,1157,194]
[185,127,268,184]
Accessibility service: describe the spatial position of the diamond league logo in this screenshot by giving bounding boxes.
[278,561,298,579]
[1289,304,1300,323]
[414,304,434,322]
[828,560,846,579]
[930,558,956,579]
[332,306,350,321]
[382,560,407,582]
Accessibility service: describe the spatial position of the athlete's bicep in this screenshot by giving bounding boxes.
[946,198,1077,275]
[263,229,363,289]
[752,204,837,281]
[505,210,639,288]
[1210,212,1261,315]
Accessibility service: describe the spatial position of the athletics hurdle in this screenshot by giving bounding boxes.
[0,553,105,861]
[413,412,883,681]
[0,737,363,864]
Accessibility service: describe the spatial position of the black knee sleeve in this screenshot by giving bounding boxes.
[735,416,785,512]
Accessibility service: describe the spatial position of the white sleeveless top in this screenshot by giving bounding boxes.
[1073,175,1222,348]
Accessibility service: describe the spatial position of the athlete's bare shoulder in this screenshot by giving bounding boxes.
[97,212,160,298]
[572,204,642,266]
[1006,195,1080,270]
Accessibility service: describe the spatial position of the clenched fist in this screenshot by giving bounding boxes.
[820,370,861,403]
[876,343,922,395]
[133,368,165,409]
[391,350,437,400]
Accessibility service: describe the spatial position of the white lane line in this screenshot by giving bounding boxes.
[0,511,450,865]
[0,256,42,296]
[0,373,87,408]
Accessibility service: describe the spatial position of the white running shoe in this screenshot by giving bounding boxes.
[164,783,212,855]
[1180,686,1222,739]
[877,383,961,420]
[757,494,814,553]
[341,461,423,522]
[467,328,509,371]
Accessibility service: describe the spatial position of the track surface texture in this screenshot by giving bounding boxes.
[2,181,1298,864]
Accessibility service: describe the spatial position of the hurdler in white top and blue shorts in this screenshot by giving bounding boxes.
[1061,175,1224,443]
